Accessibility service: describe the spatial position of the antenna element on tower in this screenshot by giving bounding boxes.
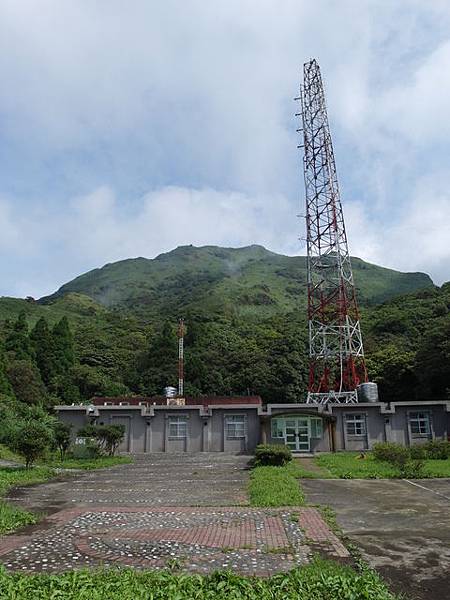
[177,318,185,397]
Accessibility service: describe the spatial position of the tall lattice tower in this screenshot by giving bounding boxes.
[299,59,368,404]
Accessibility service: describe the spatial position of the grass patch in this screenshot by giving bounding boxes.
[0,558,400,599]
[249,462,305,506]
[0,501,37,534]
[316,452,450,479]
[0,456,133,534]
[45,456,133,470]
[0,466,55,534]
[0,466,55,496]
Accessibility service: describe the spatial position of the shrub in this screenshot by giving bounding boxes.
[53,421,72,461]
[410,445,427,459]
[96,425,125,456]
[77,424,125,456]
[400,460,425,479]
[70,440,100,459]
[423,440,450,460]
[254,444,292,466]
[372,442,409,467]
[7,420,54,468]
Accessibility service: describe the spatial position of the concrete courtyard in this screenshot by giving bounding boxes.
[302,477,450,600]
[0,454,345,576]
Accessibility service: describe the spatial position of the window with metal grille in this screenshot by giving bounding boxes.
[226,415,246,439]
[168,416,187,439]
[345,414,366,436]
[409,412,431,436]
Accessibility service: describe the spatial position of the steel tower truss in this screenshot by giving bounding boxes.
[299,59,367,404]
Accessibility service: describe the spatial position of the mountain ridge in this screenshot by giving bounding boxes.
[39,244,434,321]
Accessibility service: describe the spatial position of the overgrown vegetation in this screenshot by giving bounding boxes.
[77,424,125,456]
[0,466,55,534]
[254,444,292,466]
[249,462,306,507]
[0,558,401,600]
[316,451,450,479]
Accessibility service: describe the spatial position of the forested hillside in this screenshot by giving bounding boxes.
[0,246,447,413]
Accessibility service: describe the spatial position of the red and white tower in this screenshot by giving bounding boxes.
[299,59,368,404]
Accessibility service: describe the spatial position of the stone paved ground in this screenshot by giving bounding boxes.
[1,454,347,576]
[302,478,450,600]
[7,454,251,512]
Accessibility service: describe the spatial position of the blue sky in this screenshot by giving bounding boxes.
[1,1,450,297]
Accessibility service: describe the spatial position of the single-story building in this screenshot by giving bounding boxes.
[56,395,450,454]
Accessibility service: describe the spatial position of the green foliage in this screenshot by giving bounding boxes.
[0,558,400,599]
[30,317,56,386]
[70,441,101,459]
[6,360,46,406]
[5,312,33,361]
[249,462,305,506]
[7,420,53,468]
[316,452,400,479]
[0,500,36,534]
[96,425,125,456]
[316,451,450,479]
[52,316,75,374]
[47,456,132,470]
[77,424,125,456]
[409,445,428,459]
[372,442,410,467]
[422,440,450,460]
[53,421,72,461]
[254,444,292,466]
[5,407,56,468]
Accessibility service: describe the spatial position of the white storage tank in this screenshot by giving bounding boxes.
[164,386,177,398]
[357,382,379,403]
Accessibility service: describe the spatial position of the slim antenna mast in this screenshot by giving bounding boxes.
[177,318,185,397]
[298,59,367,405]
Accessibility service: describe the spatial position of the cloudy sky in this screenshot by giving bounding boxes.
[1,0,450,297]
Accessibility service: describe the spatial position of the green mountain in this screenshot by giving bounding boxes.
[0,245,445,406]
[40,245,433,320]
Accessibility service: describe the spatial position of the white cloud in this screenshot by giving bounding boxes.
[0,2,450,294]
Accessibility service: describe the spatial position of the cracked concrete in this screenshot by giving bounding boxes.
[302,478,450,600]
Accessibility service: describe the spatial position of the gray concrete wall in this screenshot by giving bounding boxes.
[58,411,87,439]
[209,409,260,453]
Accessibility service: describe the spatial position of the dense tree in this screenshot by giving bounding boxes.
[52,317,75,375]
[5,312,33,361]
[6,360,47,406]
[30,317,56,386]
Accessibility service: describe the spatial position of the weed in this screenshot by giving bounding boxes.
[249,462,305,507]
[0,557,401,599]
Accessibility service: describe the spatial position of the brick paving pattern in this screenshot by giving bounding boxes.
[0,507,315,576]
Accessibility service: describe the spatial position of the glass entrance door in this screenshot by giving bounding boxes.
[285,420,297,451]
[297,419,310,452]
[283,418,310,452]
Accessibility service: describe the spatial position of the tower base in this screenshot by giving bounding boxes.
[306,390,358,405]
